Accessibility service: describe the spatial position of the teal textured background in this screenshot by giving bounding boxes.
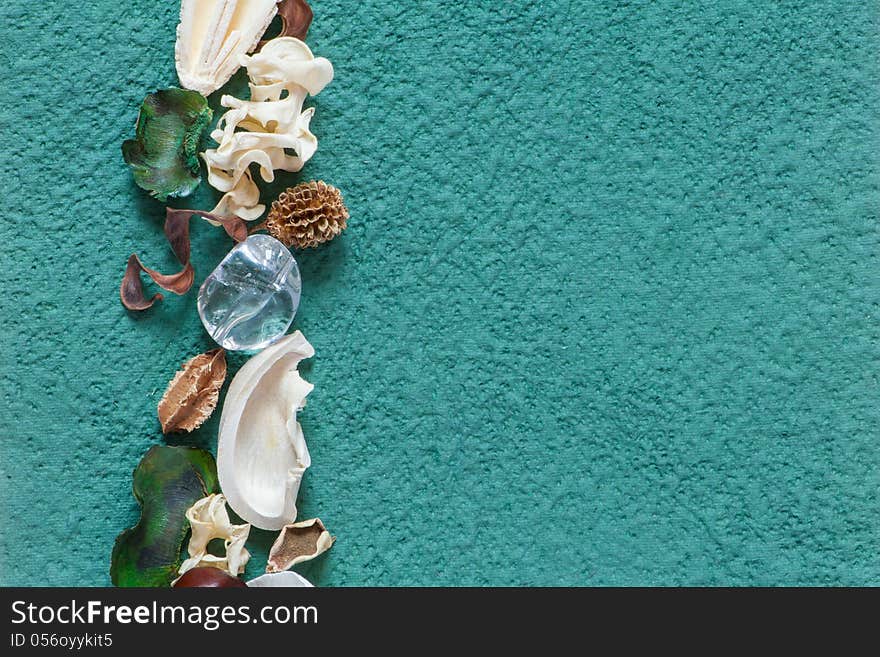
[0,1,878,586]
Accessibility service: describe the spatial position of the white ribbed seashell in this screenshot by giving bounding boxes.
[175,0,279,96]
[217,331,314,530]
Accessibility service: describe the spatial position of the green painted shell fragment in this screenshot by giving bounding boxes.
[122,88,212,201]
[110,445,219,587]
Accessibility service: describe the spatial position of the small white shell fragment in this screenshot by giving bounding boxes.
[203,37,334,220]
[217,331,315,530]
[247,572,313,587]
[178,494,251,578]
[175,0,279,96]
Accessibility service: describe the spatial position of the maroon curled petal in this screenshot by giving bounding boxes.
[120,254,163,310]
[164,208,194,265]
[120,209,247,311]
[120,255,195,311]
[259,0,313,48]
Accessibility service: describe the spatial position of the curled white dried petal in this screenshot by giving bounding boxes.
[203,37,333,220]
[178,494,251,577]
[208,171,264,222]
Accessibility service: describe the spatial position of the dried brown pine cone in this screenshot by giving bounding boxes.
[266,181,349,249]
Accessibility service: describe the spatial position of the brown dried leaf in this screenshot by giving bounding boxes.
[266,518,335,573]
[259,0,313,47]
[120,208,247,311]
[158,349,227,433]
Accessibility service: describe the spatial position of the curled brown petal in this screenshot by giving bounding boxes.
[120,255,164,310]
[120,209,247,311]
[259,0,313,48]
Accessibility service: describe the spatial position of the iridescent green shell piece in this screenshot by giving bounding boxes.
[122,88,212,201]
[110,446,219,587]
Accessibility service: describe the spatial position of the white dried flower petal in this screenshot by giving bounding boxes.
[203,37,334,220]
[178,494,251,578]
[175,0,279,96]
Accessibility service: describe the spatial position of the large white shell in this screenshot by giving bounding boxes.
[217,331,314,530]
[175,0,279,96]
[248,572,313,587]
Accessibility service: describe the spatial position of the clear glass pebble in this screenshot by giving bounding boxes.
[198,234,302,351]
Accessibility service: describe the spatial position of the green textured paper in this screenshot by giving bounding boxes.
[0,2,877,586]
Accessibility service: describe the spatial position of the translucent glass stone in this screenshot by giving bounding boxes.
[198,234,302,351]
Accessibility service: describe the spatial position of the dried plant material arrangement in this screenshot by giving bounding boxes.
[114,0,344,588]
[122,88,212,200]
[266,518,335,572]
[111,446,219,587]
[266,181,349,248]
[158,348,227,433]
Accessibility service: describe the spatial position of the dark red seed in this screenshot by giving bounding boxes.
[173,567,247,588]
